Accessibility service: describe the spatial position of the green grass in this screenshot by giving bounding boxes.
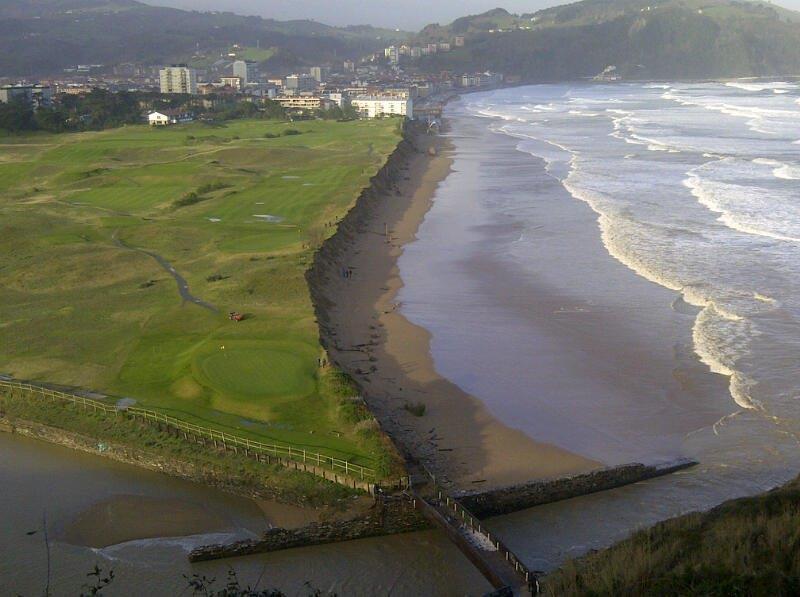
[0,118,402,477]
[235,46,277,62]
[544,475,800,596]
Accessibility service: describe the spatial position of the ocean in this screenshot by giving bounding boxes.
[398,81,800,564]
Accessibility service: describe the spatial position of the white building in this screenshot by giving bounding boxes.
[159,65,197,94]
[384,46,399,65]
[350,96,412,119]
[148,110,193,126]
[220,76,243,90]
[148,111,171,126]
[275,95,333,111]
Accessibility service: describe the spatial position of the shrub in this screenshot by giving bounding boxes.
[403,401,426,417]
[173,191,201,207]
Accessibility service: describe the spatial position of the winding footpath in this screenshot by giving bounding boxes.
[112,231,218,313]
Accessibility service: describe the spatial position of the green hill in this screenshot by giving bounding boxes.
[0,0,407,76]
[417,0,800,79]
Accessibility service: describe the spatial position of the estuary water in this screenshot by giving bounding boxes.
[0,432,487,595]
[398,81,800,563]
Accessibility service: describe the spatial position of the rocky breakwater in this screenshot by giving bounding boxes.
[189,495,428,562]
[454,460,698,518]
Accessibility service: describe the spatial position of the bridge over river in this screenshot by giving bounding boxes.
[410,469,538,596]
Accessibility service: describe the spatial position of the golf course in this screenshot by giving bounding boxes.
[0,117,401,473]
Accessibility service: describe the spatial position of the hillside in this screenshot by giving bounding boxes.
[544,473,800,595]
[0,0,407,76]
[417,0,800,79]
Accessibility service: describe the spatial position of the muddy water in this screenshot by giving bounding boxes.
[0,432,489,595]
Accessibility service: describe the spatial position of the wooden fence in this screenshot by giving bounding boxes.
[0,379,376,482]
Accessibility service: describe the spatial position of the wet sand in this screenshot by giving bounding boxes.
[321,123,599,490]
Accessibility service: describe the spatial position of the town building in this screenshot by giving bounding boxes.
[309,66,330,83]
[159,65,197,94]
[350,96,412,119]
[274,95,330,111]
[343,60,356,73]
[284,74,317,92]
[384,46,400,65]
[0,84,53,109]
[454,36,465,47]
[324,92,348,108]
[232,60,258,85]
[220,76,243,90]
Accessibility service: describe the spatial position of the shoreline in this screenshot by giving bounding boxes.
[312,117,601,491]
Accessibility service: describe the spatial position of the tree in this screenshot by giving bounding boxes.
[0,99,36,132]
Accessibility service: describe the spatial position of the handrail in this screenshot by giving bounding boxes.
[422,465,537,592]
[0,379,376,480]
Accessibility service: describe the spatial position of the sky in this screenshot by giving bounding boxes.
[147,1,566,30]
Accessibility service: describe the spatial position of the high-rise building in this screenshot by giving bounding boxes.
[159,65,197,94]
[232,60,258,85]
[284,74,317,91]
[309,66,330,83]
[384,46,400,65]
[0,85,53,109]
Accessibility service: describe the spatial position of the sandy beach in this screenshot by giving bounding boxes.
[318,119,599,490]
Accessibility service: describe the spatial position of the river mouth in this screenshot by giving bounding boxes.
[58,495,236,549]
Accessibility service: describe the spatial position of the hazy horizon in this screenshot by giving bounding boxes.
[145,0,800,29]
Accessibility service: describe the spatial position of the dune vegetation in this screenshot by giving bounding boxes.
[544,474,800,596]
[0,117,401,476]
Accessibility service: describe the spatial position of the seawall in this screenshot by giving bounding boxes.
[306,123,416,354]
[304,120,423,472]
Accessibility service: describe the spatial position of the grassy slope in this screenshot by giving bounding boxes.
[544,474,800,596]
[0,118,401,473]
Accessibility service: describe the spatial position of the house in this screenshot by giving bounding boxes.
[148,111,171,126]
[148,109,193,126]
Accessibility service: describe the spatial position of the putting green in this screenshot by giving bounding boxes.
[198,347,315,398]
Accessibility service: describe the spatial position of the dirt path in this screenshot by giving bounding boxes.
[112,232,218,312]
